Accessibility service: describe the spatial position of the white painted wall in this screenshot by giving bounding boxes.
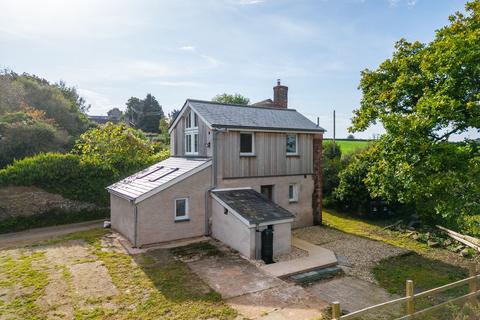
[211,198,255,258]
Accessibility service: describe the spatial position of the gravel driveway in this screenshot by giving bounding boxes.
[294,226,408,283]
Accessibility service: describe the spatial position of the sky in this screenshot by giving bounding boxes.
[0,0,473,139]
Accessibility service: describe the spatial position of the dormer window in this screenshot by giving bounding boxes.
[185,110,199,155]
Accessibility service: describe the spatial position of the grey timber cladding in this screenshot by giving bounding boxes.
[212,188,294,224]
[219,131,313,178]
[187,100,326,132]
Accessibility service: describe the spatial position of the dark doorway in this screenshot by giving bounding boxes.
[260,185,274,201]
[261,226,274,264]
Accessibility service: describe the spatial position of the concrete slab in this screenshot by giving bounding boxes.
[305,276,398,313]
[261,237,337,277]
[187,254,284,299]
[227,283,328,320]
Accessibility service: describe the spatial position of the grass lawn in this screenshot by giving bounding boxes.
[324,139,371,155]
[322,210,475,298]
[0,229,237,320]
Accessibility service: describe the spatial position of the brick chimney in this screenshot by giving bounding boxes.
[273,79,288,108]
[312,133,323,225]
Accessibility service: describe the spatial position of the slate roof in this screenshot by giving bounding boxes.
[211,188,295,225]
[107,157,211,203]
[180,99,325,132]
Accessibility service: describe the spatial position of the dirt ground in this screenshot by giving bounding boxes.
[0,230,236,320]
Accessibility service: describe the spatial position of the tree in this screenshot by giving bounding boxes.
[72,122,154,171]
[125,94,164,132]
[168,109,180,125]
[349,1,480,231]
[212,93,250,105]
[0,108,69,167]
[0,70,91,136]
[347,134,355,140]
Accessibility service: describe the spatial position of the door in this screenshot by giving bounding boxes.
[260,185,274,201]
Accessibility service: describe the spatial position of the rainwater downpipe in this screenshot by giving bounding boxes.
[204,127,226,236]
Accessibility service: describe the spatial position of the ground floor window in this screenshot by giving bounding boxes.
[174,198,189,221]
[288,184,298,203]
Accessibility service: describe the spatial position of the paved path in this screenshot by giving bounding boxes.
[305,276,399,314]
[185,242,329,320]
[261,237,338,277]
[0,220,105,249]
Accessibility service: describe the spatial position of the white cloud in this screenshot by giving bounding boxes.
[78,88,114,115]
[388,0,418,7]
[179,45,196,52]
[151,80,203,87]
[232,0,265,5]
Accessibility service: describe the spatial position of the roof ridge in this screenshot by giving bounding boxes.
[187,99,297,112]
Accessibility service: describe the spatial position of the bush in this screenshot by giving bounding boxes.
[0,153,119,206]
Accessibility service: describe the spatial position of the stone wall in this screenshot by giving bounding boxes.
[0,186,100,221]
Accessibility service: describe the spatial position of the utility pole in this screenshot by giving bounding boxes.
[333,110,336,153]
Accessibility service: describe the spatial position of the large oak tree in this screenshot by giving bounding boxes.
[349,1,480,232]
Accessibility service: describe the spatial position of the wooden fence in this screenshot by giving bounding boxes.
[332,264,479,320]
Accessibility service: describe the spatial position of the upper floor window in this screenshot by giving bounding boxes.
[286,134,298,155]
[240,132,254,155]
[185,110,198,129]
[185,133,198,155]
[185,110,199,155]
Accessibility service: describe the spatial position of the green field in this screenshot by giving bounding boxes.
[325,139,371,154]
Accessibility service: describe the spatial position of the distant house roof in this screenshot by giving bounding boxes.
[88,115,120,124]
[107,157,211,203]
[211,188,295,226]
[169,99,326,134]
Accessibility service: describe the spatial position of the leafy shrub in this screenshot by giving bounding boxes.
[0,153,118,205]
[0,123,171,207]
[72,122,155,171]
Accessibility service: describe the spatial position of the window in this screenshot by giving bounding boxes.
[185,110,198,129]
[185,112,191,129]
[240,133,254,155]
[175,198,189,221]
[288,184,298,203]
[286,134,298,155]
[185,110,199,155]
[185,133,198,155]
[185,134,192,153]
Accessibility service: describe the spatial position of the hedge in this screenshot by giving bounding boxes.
[0,153,120,206]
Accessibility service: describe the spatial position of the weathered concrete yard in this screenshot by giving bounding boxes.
[172,240,329,319]
[0,229,236,320]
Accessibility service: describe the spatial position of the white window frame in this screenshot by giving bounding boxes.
[288,183,299,203]
[286,133,298,155]
[239,132,255,156]
[174,197,189,221]
[185,110,199,155]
